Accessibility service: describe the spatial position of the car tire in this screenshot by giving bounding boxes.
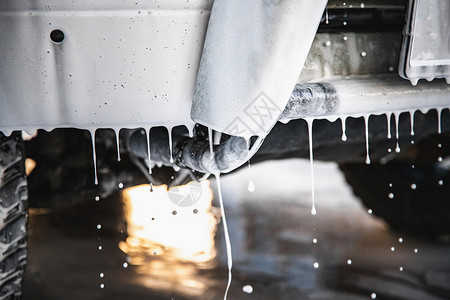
[0,132,28,299]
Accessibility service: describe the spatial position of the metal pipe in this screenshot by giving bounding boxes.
[280,75,450,121]
[128,75,450,174]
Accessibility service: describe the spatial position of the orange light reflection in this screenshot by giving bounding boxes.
[119,180,218,296]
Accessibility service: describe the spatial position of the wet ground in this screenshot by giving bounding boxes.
[22,159,450,300]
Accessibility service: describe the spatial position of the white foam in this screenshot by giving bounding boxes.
[215,174,233,300]
[307,119,317,215]
[364,115,371,164]
[89,129,98,185]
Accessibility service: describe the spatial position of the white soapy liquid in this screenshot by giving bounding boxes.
[114,128,121,161]
[307,119,317,215]
[386,113,392,139]
[394,112,400,152]
[247,180,255,192]
[89,129,98,185]
[437,108,442,134]
[147,128,152,174]
[409,111,415,136]
[341,117,347,141]
[208,127,214,158]
[167,126,174,163]
[187,124,195,138]
[215,175,232,300]
[364,115,370,164]
[242,285,253,294]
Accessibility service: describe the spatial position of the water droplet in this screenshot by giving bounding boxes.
[411,183,417,190]
[341,117,347,141]
[95,196,100,202]
[215,175,233,299]
[247,180,255,192]
[147,129,152,174]
[437,109,442,134]
[98,246,103,250]
[399,266,404,271]
[438,180,444,186]
[399,237,403,243]
[242,285,253,294]
[313,262,319,269]
[389,66,394,72]
[438,156,443,162]
[364,115,371,164]
[100,284,105,289]
[409,111,415,136]
[438,143,442,148]
[208,127,214,158]
[167,127,174,163]
[325,40,331,47]
[343,21,347,25]
[313,238,318,244]
[414,248,419,253]
[371,292,377,299]
[172,210,177,215]
[391,246,395,252]
[118,182,124,189]
[411,164,415,169]
[388,193,394,199]
[388,148,392,153]
[360,3,365,8]
[343,36,348,41]
[100,273,104,278]
[368,209,373,214]
[150,182,153,192]
[115,129,121,161]
[347,259,352,265]
[307,119,316,218]
[193,209,198,214]
[97,224,102,230]
[389,183,393,187]
[123,262,128,268]
[90,130,98,185]
[361,51,367,57]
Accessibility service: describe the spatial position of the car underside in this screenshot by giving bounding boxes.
[1,0,450,298]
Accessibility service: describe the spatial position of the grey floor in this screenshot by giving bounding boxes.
[22,159,450,300]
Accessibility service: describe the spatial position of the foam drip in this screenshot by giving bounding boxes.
[89,129,98,185]
[167,126,174,163]
[307,119,316,216]
[394,112,400,153]
[341,117,347,141]
[147,128,152,174]
[215,174,233,300]
[364,115,371,164]
[114,128,121,162]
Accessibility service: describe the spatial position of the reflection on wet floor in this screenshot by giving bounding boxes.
[23,159,450,300]
[119,182,218,297]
